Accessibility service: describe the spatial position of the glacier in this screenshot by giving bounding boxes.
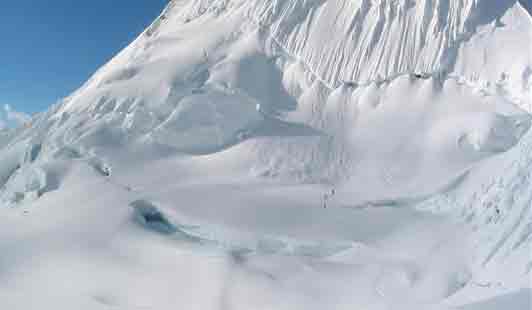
[0,0,531,309]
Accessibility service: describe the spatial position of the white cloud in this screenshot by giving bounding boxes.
[3,104,31,126]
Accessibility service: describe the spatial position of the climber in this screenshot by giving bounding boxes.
[323,188,336,208]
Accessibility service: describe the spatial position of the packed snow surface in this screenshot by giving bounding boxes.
[1,0,531,309]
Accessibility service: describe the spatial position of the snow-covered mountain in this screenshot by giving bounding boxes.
[1,0,531,309]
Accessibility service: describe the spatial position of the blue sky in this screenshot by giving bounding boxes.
[0,0,168,115]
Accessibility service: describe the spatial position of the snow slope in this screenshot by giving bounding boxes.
[1,0,531,309]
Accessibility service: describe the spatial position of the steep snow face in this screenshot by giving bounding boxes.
[1,0,532,309]
[62,0,532,111]
[241,0,530,105]
[43,0,530,201]
[249,0,530,91]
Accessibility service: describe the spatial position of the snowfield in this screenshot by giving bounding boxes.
[1,0,531,309]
